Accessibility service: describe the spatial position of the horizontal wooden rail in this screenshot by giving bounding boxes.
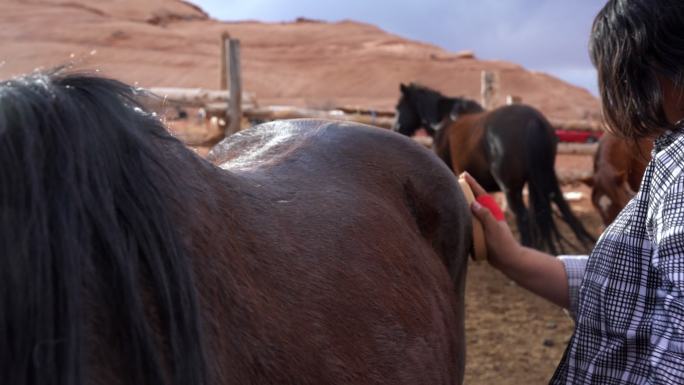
[144,87,255,109]
[243,106,395,128]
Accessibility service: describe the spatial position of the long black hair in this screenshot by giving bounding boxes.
[590,0,684,139]
[0,71,207,385]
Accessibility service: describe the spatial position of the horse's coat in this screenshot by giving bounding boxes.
[586,132,651,226]
[0,73,471,385]
[394,83,595,253]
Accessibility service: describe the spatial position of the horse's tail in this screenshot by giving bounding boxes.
[0,72,206,385]
[526,117,596,254]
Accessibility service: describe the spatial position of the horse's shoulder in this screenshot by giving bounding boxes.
[453,112,486,125]
[446,113,487,138]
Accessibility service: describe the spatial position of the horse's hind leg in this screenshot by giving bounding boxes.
[504,187,532,247]
[551,190,596,247]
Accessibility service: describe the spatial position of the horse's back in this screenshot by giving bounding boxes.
[206,119,470,384]
[482,104,556,175]
[484,104,555,142]
[209,119,470,272]
[442,104,554,189]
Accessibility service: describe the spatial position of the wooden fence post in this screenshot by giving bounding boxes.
[224,37,242,136]
[481,71,499,110]
[220,32,230,90]
[506,95,522,105]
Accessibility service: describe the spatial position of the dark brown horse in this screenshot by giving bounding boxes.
[584,132,651,226]
[393,83,594,254]
[0,73,471,385]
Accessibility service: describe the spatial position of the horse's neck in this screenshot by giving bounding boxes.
[441,100,456,120]
[433,115,485,170]
[428,98,461,136]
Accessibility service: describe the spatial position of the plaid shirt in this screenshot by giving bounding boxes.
[552,129,684,384]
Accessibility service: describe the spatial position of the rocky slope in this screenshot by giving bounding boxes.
[0,0,600,120]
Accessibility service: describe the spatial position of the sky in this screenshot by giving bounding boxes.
[192,0,606,96]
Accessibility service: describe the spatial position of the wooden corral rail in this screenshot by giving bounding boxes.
[244,105,605,133]
[141,87,604,134]
[145,88,255,109]
[243,106,395,128]
[550,119,605,132]
[558,169,593,185]
[404,137,598,156]
[335,106,396,117]
[557,143,598,155]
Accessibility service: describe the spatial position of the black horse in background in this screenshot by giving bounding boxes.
[393,83,595,254]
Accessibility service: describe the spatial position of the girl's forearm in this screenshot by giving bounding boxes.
[494,246,570,310]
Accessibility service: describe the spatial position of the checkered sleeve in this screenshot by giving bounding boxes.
[650,172,684,383]
[558,255,588,320]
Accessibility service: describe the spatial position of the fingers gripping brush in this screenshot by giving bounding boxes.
[457,173,505,261]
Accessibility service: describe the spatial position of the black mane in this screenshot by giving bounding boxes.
[0,72,207,385]
[401,83,484,133]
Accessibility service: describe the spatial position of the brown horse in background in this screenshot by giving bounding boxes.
[393,83,595,254]
[1,73,471,385]
[585,132,651,226]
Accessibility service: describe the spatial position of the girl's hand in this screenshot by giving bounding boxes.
[463,173,525,271]
[462,173,570,310]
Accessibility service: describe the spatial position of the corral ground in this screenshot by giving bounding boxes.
[174,118,599,384]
